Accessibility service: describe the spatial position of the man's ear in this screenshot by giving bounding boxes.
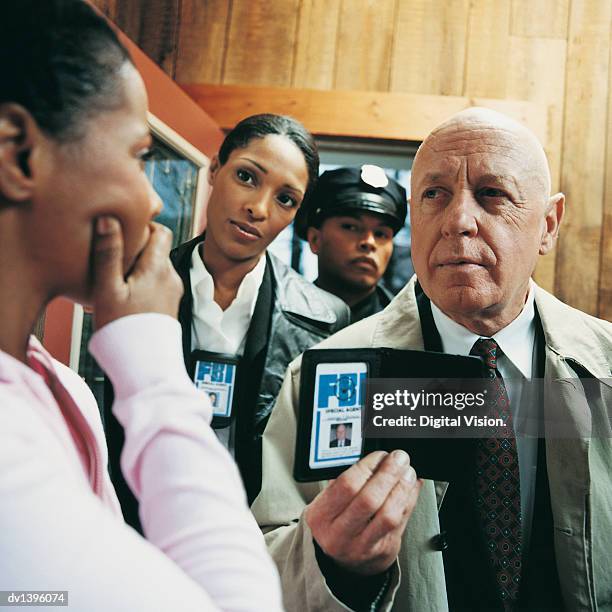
[306,226,320,254]
[539,193,565,255]
[0,104,39,202]
[207,155,220,187]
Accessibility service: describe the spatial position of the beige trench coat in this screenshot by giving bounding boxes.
[252,277,612,611]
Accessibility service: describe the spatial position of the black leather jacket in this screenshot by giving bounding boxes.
[171,235,350,500]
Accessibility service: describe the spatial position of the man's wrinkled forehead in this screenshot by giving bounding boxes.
[419,125,527,169]
[412,122,550,194]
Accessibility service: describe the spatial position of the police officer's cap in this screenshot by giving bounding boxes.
[295,165,407,240]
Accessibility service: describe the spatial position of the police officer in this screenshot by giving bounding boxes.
[295,165,407,322]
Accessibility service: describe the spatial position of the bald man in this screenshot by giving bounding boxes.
[252,108,612,611]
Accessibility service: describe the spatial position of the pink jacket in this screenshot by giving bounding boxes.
[0,314,283,611]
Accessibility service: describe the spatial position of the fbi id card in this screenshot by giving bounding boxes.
[308,362,367,470]
[294,347,487,483]
[190,350,239,428]
[294,349,380,482]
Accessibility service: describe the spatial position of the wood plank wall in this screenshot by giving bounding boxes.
[94,0,612,320]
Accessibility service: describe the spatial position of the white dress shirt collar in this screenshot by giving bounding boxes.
[190,245,266,308]
[189,245,266,355]
[430,281,536,378]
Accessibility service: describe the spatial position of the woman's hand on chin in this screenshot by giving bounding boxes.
[91,216,183,330]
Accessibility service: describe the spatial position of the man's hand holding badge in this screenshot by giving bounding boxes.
[305,449,422,576]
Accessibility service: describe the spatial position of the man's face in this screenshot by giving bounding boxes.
[307,211,394,291]
[410,123,557,329]
[336,424,347,440]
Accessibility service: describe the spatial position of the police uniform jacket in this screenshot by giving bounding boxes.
[171,234,351,502]
[350,283,394,323]
[252,275,612,611]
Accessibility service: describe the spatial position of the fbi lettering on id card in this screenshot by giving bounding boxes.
[308,362,367,470]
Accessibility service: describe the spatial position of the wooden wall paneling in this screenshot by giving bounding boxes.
[89,0,181,78]
[90,0,118,21]
[124,40,224,158]
[222,0,301,86]
[555,0,611,315]
[292,0,342,89]
[390,0,469,96]
[107,2,144,44]
[174,0,231,85]
[118,0,181,77]
[182,84,547,144]
[506,35,567,292]
[334,0,398,91]
[464,0,512,98]
[599,38,612,321]
[94,0,181,77]
[510,0,569,39]
[506,37,567,188]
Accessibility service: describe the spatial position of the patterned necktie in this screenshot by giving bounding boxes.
[470,338,522,609]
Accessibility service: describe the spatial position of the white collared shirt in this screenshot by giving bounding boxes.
[189,245,266,454]
[430,282,538,551]
[189,246,266,355]
[430,283,536,392]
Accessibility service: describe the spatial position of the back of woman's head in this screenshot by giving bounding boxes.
[218,114,319,198]
[1,0,131,142]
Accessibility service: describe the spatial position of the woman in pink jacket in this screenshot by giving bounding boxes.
[0,1,283,610]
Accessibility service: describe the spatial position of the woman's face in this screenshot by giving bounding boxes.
[33,62,161,302]
[205,134,309,263]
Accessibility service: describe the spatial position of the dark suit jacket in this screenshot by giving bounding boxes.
[330,438,351,448]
